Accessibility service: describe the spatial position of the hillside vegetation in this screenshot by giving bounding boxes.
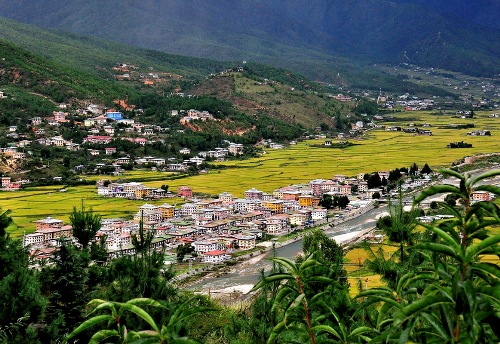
[0,0,498,79]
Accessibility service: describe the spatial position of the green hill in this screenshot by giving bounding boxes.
[0,0,498,78]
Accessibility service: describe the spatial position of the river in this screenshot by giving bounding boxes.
[187,205,386,294]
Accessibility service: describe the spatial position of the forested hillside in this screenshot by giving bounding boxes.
[0,0,498,78]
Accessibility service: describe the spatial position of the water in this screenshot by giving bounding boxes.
[187,206,383,293]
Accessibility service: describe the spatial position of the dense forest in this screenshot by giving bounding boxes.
[1,168,499,343]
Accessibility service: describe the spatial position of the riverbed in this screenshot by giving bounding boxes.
[187,205,384,294]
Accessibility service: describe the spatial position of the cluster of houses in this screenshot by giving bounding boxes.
[467,130,491,136]
[0,176,26,190]
[375,93,435,111]
[22,162,471,265]
[111,62,182,86]
[25,172,386,263]
[178,109,215,125]
[385,124,433,136]
[0,100,256,185]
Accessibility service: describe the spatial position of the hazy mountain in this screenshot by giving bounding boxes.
[0,0,498,79]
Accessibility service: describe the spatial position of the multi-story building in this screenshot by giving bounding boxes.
[178,186,193,198]
[158,204,175,219]
[35,216,64,231]
[245,188,264,200]
[218,192,234,204]
[262,200,284,214]
[472,191,493,202]
[299,195,313,208]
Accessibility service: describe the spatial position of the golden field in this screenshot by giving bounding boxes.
[1,111,498,236]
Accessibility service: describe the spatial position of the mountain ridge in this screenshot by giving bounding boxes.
[0,0,498,79]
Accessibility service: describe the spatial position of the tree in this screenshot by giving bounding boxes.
[252,254,372,343]
[319,122,329,132]
[302,230,348,286]
[444,193,459,207]
[430,200,439,209]
[357,169,500,342]
[42,244,89,338]
[367,173,382,189]
[409,162,418,176]
[421,163,432,174]
[69,202,101,250]
[0,208,46,340]
[398,168,500,342]
[388,168,402,183]
[176,243,195,263]
[337,195,350,209]
[131,214,154,254]
[319,194,334,210]
[64,297,214,344]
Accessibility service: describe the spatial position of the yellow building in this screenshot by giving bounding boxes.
[159,203,175,219]
[299,195,313,207]
[272,189,284,199]
[263,200,284,213]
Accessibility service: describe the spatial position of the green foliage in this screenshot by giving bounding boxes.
[64,297,214,344]
[448,141,473,148]
[40,244,90,338]
[251,252,359,344]
[302,230,348,286]
[69,203,102,250]
[0,208,46,342]
[0,39,133,104]
[355,169,500,343]
[421,163,433,174]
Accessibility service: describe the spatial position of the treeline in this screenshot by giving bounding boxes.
[448,141,473,148]
[364,162,432,190]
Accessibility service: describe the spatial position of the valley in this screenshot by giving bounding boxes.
[0,8,499,343]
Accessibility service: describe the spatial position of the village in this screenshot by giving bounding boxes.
[22,165,472,267]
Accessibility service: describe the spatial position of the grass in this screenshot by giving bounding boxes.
[1,111,498,237]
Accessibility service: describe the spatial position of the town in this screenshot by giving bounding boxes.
[23,164,481,267]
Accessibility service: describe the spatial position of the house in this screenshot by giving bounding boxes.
[245,188,264,200]
[311,208,327,221]
[218,192,234,204]
[472,191,493,202]
[194,240,219,254]
[115,157,130,164]
[103,126,115,135]
[83,135,112,144]
[53,111,67,122]
[228,143,244,155]
[50,136,67,147]
[105,147,117,155]
[290,213,308,226]
[178,186,193,198]
[233,234,256,250]
[158,204,175,219]
[202,250,230,264]
[262,200,284,213]
[35,216,63,230]
[106,111,123,121]
[298,195,313,207]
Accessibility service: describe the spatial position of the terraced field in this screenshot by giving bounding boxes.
[1,111,498,236]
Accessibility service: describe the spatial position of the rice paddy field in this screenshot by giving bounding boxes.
[1,111,499,236]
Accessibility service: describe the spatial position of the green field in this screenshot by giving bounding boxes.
[1,111,498,236]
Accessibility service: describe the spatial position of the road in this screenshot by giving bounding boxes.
[186,204,387,294]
